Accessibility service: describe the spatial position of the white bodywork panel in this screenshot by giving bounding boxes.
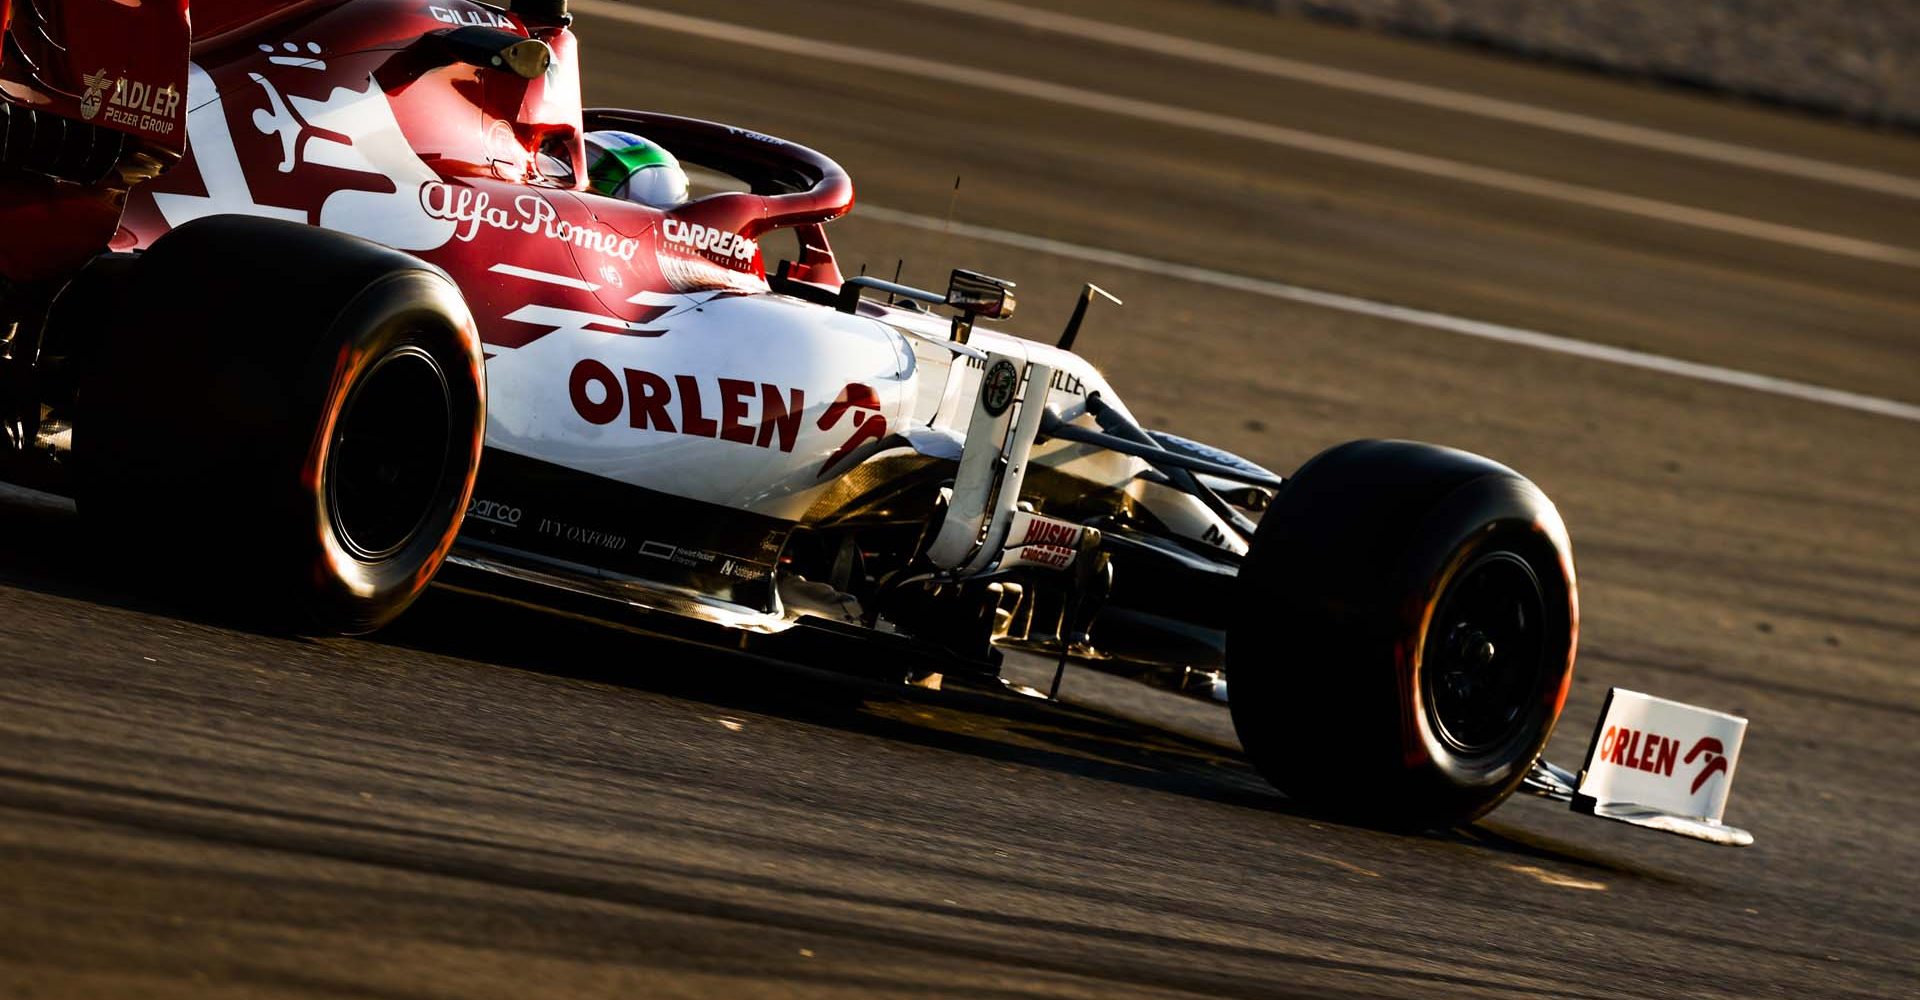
[1577,688,1749,837]
[478,287,1246,556]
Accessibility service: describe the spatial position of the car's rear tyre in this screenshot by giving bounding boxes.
[1227,440,1577,828]
[75,216,485,634]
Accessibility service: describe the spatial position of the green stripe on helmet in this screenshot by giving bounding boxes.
[587,139,674,196]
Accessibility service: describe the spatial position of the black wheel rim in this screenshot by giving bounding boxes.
[326,345,454,561]
[1423,549,1549,757]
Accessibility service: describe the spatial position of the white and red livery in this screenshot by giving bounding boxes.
[0,0,1748,840]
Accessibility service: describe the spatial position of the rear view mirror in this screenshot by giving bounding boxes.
[430,26,553,80]
[946,269,1017,321]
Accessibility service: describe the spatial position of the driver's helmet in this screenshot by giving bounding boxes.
[582,130,690,209]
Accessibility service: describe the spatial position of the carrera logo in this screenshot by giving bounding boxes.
[661,219,759,263]
[569,360,805,453]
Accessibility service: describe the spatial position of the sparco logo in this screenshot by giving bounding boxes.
[981,360,1019,417]
[466,498,522,526]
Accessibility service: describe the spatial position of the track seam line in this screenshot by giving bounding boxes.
[572,1,1920,269]
[856,204,1920,423]
[890,0,1920,201]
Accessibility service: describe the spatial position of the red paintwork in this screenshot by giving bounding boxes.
[99,0,854,355]
[189,0,327,43]
[0,0,192,284]
[7,0,852,336]
[0,0,190,151]
[0,178,123,284]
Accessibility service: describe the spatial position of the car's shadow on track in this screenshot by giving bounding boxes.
[378,582,1287,814]
[377,585,1657,880]
[0,484,1646,879]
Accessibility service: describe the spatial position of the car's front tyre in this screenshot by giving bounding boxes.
[1227,440,1577,828]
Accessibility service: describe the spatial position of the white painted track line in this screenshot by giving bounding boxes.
[893,0,1920,202]
[857,204,1920,423]
[573,2,1920,269]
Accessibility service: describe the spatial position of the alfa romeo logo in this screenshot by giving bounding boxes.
[981,359,1020,417]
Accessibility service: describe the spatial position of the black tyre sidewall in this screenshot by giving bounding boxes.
[1395,474,1576,813]
[1228,440,1577,827]
[76,217,485,635]
[296,272,485,634]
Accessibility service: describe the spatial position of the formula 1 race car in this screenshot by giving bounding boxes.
[0,0,1748,841]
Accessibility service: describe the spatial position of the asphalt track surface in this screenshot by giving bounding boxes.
[3,1,1918,996]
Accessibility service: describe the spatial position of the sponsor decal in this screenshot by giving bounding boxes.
[568,360,807,453]
[468,449,791,600]
[660,218,759,263]
[420,181,642,260]
[655,218,765,292]
[719,558,767,580]
[80,69,112,121]
[1574,688,1746,825]
[726,126,785,145]
[966,355,1084,397]
[535,516,628,552]
[981,359,1019,417]
[108,77,183,124]
[1683,737,1730,795]
[816,383,888,477]
[79,68,181,134]
[1595,724,1682,779]
[428,4,516,28]
[1008,515,1082,569]
[465,498,523,527]
[638,540,734,572]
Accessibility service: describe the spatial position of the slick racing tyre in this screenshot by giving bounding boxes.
[77,216,485,635]
[1227,440,1577,828]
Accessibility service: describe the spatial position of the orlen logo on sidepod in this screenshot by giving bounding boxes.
[1596,725,1730,795]
[567,362,890,478]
